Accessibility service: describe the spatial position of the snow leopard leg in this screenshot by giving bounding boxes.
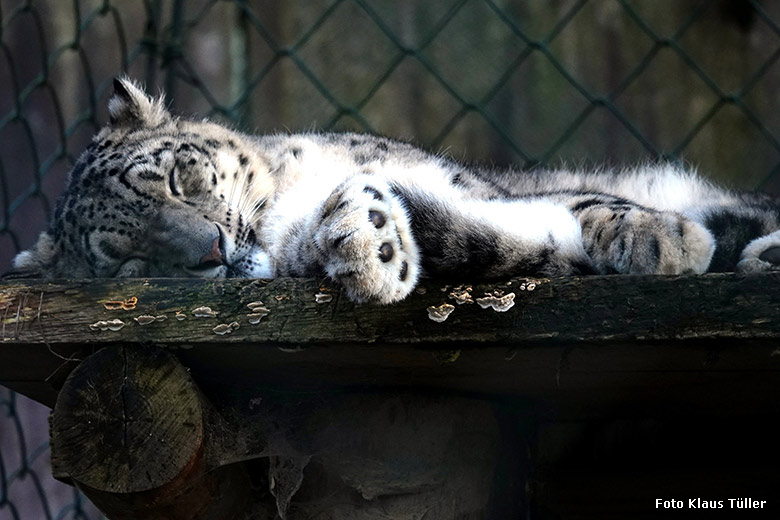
[387,183,595,281]
[277,176,595,303]
[568,196,715,274]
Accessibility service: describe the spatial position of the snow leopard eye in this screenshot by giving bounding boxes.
[168,167,182,197]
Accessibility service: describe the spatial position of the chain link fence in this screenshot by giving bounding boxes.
[2,0,780,517]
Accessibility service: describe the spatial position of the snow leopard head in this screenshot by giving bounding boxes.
[9,77,274,279]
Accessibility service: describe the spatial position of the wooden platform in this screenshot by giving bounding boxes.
[2,273,780,413]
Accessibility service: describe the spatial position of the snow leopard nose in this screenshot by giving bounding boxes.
[198,230,226,267]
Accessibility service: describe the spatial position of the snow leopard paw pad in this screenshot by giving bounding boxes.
[315,176,420,303]
[736,230,780,273]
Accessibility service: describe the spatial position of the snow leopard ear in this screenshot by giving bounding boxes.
[108,76,171,128]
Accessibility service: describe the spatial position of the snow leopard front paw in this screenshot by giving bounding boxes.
[314,176,420,303]
[582,206,715,275]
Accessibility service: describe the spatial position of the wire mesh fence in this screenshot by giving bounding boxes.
[1,388,102,520]
[2,0,780,517]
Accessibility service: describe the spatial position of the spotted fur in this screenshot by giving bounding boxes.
[9,78,780,303]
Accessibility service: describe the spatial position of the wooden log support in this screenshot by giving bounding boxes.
[50,345,250,520]
[49,345,513,519]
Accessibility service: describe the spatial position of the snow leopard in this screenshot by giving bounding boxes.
[8,77,780,303]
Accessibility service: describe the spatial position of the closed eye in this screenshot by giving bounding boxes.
[168,167,182,196]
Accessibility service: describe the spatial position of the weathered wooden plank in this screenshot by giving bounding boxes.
[1,273,779,346]
[2,273,780,411]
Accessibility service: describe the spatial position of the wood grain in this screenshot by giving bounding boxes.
[2,273,780,412]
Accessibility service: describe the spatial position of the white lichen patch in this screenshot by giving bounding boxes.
[518,281,538,291]
[247,301,265,311]
[448,285,473,305]
[193,306,218,318]
[247,314,263,325]
[427,303,455,323]
[213,321,241,335]
[247,307,271,324]
[212,323,233,335]
[315,292,333,304]
[89,319,125,331]
[175,311,186,321]
[476,292,515,312]
[134,314,167,325]
[106,319,125,331]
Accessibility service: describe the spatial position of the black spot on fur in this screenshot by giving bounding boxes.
[98,239,123,259]
[354,153,370,165]
[363,186,383,200]
[616,236,626,260]
[571,198,607,213]
[705,211,765,271]
[332,231,353,249]
[118,167,155,201]
[650,236,661,259]
[138,170,165,182]
[239,154,249,166]
[291,147,302,158]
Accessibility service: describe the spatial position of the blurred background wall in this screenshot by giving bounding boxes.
[2,0,780,518]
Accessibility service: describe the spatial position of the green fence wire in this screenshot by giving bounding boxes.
[2,0,780,517]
